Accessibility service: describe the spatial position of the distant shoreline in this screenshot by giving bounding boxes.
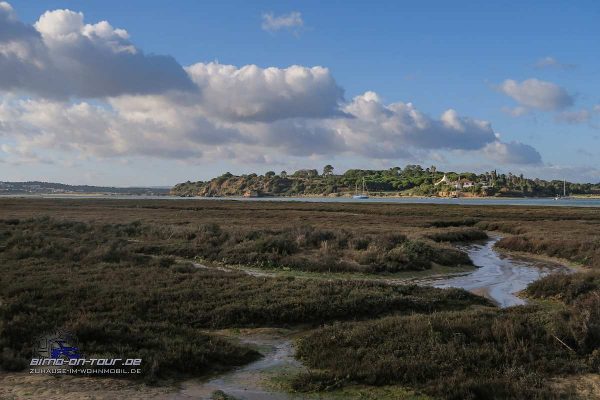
[177,193,600,200]
[2,193,600,206]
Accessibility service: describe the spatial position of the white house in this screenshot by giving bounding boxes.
[460,180,475,189]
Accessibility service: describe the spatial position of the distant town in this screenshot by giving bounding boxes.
[0,181,170,196]
[172,165,600,198]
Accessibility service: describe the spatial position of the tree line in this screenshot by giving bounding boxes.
[172,164,600,197]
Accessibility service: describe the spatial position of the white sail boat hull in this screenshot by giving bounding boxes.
[353,177,369,199]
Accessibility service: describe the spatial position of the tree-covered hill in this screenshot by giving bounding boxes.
[171,165,600,198]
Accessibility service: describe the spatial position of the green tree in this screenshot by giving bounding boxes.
[323,164,334,176]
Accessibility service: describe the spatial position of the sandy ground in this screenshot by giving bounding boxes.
[2,371,597,400]
[552,374,600,400]
[0,373,177,400]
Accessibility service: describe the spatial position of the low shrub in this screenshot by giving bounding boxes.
[294,305,598,399]
[476,221,528,235]
[350,237,371,250]
[496,235,599,268]
[430,218,479,228]
[425,228,488,242]
[526,271,600,304]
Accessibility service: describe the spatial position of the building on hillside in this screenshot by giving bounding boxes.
[458,179,475,189]
[435,175,475,190]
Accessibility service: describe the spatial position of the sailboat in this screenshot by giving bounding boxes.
[554,179,571,200]
[353,177,369,199]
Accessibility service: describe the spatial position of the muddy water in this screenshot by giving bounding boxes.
[169,333,305,400]
[424,236,572,307]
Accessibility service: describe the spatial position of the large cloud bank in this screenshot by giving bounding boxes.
[0,2,541,166]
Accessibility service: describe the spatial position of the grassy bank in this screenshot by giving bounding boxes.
[0,216,488,382]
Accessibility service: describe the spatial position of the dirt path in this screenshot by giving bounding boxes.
[168,330,306,400]
[193,262,274,278]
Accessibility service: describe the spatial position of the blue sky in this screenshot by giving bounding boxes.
[1,1,599,185]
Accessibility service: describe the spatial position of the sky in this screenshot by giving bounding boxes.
[0,0,599,186]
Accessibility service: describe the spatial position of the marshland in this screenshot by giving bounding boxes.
[0,198,598,399]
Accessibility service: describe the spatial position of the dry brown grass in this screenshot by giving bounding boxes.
[1,198,597,269]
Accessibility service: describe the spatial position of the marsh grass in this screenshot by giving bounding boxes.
[526,270,600,309]
[424,227,488,242]
[294,305,599,399]
[1,199,599,396]
[496,235,600,268]
[137,223,474,273]
[0,217,489,382]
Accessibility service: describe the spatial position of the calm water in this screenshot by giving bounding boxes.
[215,196,600,207]
[3,193,600,207]
[424,236,572,307]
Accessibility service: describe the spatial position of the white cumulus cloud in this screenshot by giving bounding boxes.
[498,78,573,111]
[186,62,344,121]
[334,92,498,158]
